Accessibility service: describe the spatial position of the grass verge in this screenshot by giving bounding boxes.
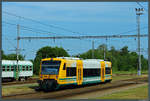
[95,84,148,99]
[2,83,38,96]
[112,70,148,74]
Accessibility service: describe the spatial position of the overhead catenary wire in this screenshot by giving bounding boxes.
[3,20,93,43]
[2,21,58,36]
[3,20,148,52]
[3,36,17,49]
[3,11,148,43]
[3,11,87,36]
[19,34,148,40]
[3,11,95,44]
[3,5,148,61]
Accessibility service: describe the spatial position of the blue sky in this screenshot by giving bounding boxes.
[2,2,148,60]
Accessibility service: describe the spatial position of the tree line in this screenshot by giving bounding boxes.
[2,44,148,75]
[2,50,24,60]
[77,44,148,72]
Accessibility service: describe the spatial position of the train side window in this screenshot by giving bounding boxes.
[7,66,10,71]
[99,68,101,75]
[22,66,25,71]
[63,63,66,70]
[2,66,5,71]
[11,66,14,71]
[83,69,100,77]
[67,67,76,76]
[29,66,32,71]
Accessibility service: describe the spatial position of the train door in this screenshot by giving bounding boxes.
[76,60,83,85]
[14,65,20,80]
[101,61,105,82]
[14,65,17,79]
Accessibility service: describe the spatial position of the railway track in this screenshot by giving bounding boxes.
[2,74,147,86]
[2,78,38,86]
[2,76,148,99]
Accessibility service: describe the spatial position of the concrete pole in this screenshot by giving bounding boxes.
[148,2,150,101]
[16,24,20,80]
[104,47,105,60]
[137,14,141,76]
[135,8,143,76]
[92,40,94,59]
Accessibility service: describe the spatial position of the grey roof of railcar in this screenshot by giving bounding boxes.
[2,60,33,65]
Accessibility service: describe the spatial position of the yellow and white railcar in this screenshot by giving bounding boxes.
[37,57,112,91]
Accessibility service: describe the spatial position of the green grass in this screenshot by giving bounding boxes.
[95,84,148,99]
[2,83,38,96]
[112,70,148,74]
[32,74,39,78]
[112,75,135,81]
[112,72,148,81]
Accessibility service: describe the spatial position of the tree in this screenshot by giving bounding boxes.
[77,44,148,72]
[1,50,7,59]
[5,53,24,60]
[120,46,129,55]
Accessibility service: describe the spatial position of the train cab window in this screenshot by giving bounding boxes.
[105,67,111,74]
[7,66,10,71]
[63,63,66,70]
[2,66,5,71]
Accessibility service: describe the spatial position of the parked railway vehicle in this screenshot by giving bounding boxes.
[37,57,112,91]
[2,60,33,81]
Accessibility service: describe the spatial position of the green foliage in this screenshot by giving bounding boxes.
[2,50,24,60]
[1,50,7,59]
[5,54,24,60]
[33,46,69,75]
[78,44,148,72]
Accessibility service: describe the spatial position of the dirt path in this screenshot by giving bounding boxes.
[60,83,148,99]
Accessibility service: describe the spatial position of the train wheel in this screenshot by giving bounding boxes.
[25,77,28,81]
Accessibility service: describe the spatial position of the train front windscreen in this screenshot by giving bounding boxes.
[41,60,61,75]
